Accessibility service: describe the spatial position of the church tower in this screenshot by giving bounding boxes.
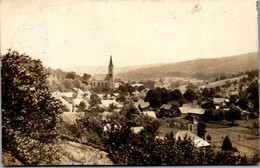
[108,56,114,89]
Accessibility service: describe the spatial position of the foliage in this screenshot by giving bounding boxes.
[144,90,161,108]
[246,79,259,112]
[90,92,101,106]
[107,127,255,165]
[183,89,197,102]
[221,136,233,151]
[2,50,62,165]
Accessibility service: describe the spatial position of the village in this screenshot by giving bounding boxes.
[48,57,259,165]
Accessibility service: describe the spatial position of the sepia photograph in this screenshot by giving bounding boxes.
[1,0,259,166]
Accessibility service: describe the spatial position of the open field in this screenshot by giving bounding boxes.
[206,125,259,157]
[56,140,113,165]
[199,75,246,88]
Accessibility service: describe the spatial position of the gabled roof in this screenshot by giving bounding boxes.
[187,115,200,124]
[179,107,204,115]
[160,104,172,110]
[139,102,150,109]
[142,111,157,118]
[155,127,180,140]
[93,74,109,81]
[213,98,226,104]
[175,131,210,148]
[61,92,74,98]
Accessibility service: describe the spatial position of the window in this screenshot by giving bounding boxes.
[190,125,193,132]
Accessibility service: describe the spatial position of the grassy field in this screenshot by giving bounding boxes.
[56,140,113,165]
[206,120,259,158]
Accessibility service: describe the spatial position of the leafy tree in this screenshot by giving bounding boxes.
[82,73,91,80]
[201,88,210,98]
[137,85,145,92]
[144,90,161,108]
[221,136,233,151]
[170,89,183,101]
[65,71,76,79]
[2,50,62,165]
[78,101,87,111]
[90,92,101,106]
[226,105,241,125]
[183,89,197,102]
[246,79,259,112]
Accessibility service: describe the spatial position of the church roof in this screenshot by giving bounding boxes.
[92,74,109,81]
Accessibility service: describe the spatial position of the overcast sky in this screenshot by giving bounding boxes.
[1,0,258,69]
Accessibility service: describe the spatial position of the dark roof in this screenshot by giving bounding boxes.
[161,104,172,110]
[155,127,180,139]
[187,115,200,124]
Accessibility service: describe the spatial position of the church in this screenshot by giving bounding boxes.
[87,56,114,89]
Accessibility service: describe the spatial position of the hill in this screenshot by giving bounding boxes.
[64,63,168,76]
[117,52,258,81]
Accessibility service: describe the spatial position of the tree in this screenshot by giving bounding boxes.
[226,105,241,125]
[246,79,259,112]
[82,73,91,80]
[90,92,101,106]
[2,50,62,165]
[170,89,183,101]
[144,90,161,108]
[221,136,233,151]
[183,89,197,102]
[65,71,76,79]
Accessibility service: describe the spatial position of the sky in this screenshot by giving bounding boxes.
[1,0,258,69]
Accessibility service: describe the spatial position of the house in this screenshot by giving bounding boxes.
[72,88,85,99]
[154,82,163,89]
[61,92,74,98]
[179,107,204,118]
[175,131,210,148]
[213,98,226,106]
[100,111,111,121]
[130,126,144,134]
[138,102,150,111]
[241,110,250,120]
[155,127,210,148]
[101,99,120,108]
[142,111,157,118]
[131,83,144,88]
[52,91,73,112]
[159,104,181,118]
[155,127,180,140]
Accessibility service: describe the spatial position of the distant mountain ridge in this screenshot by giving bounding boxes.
[117,52,259,81]
[64,63,168,75]
[65,52,258,81]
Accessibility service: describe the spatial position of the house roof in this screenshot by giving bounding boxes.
[175,130,210,148]
[142,111,157,118]
[61,92,74,98]
[130,126,144,134]
[101,100,119,108]
[139,102,150,109]
[155,127,180,140]
[160,104,172,110]
[213,98,226,104]
[179,107,204,115]
[187,115,200,124]
[131,83,144,87]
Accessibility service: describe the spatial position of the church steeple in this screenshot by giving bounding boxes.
[108,55,114,89]
[109,55,113,67]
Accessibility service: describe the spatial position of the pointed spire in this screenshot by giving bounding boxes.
[109,55,113,67]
